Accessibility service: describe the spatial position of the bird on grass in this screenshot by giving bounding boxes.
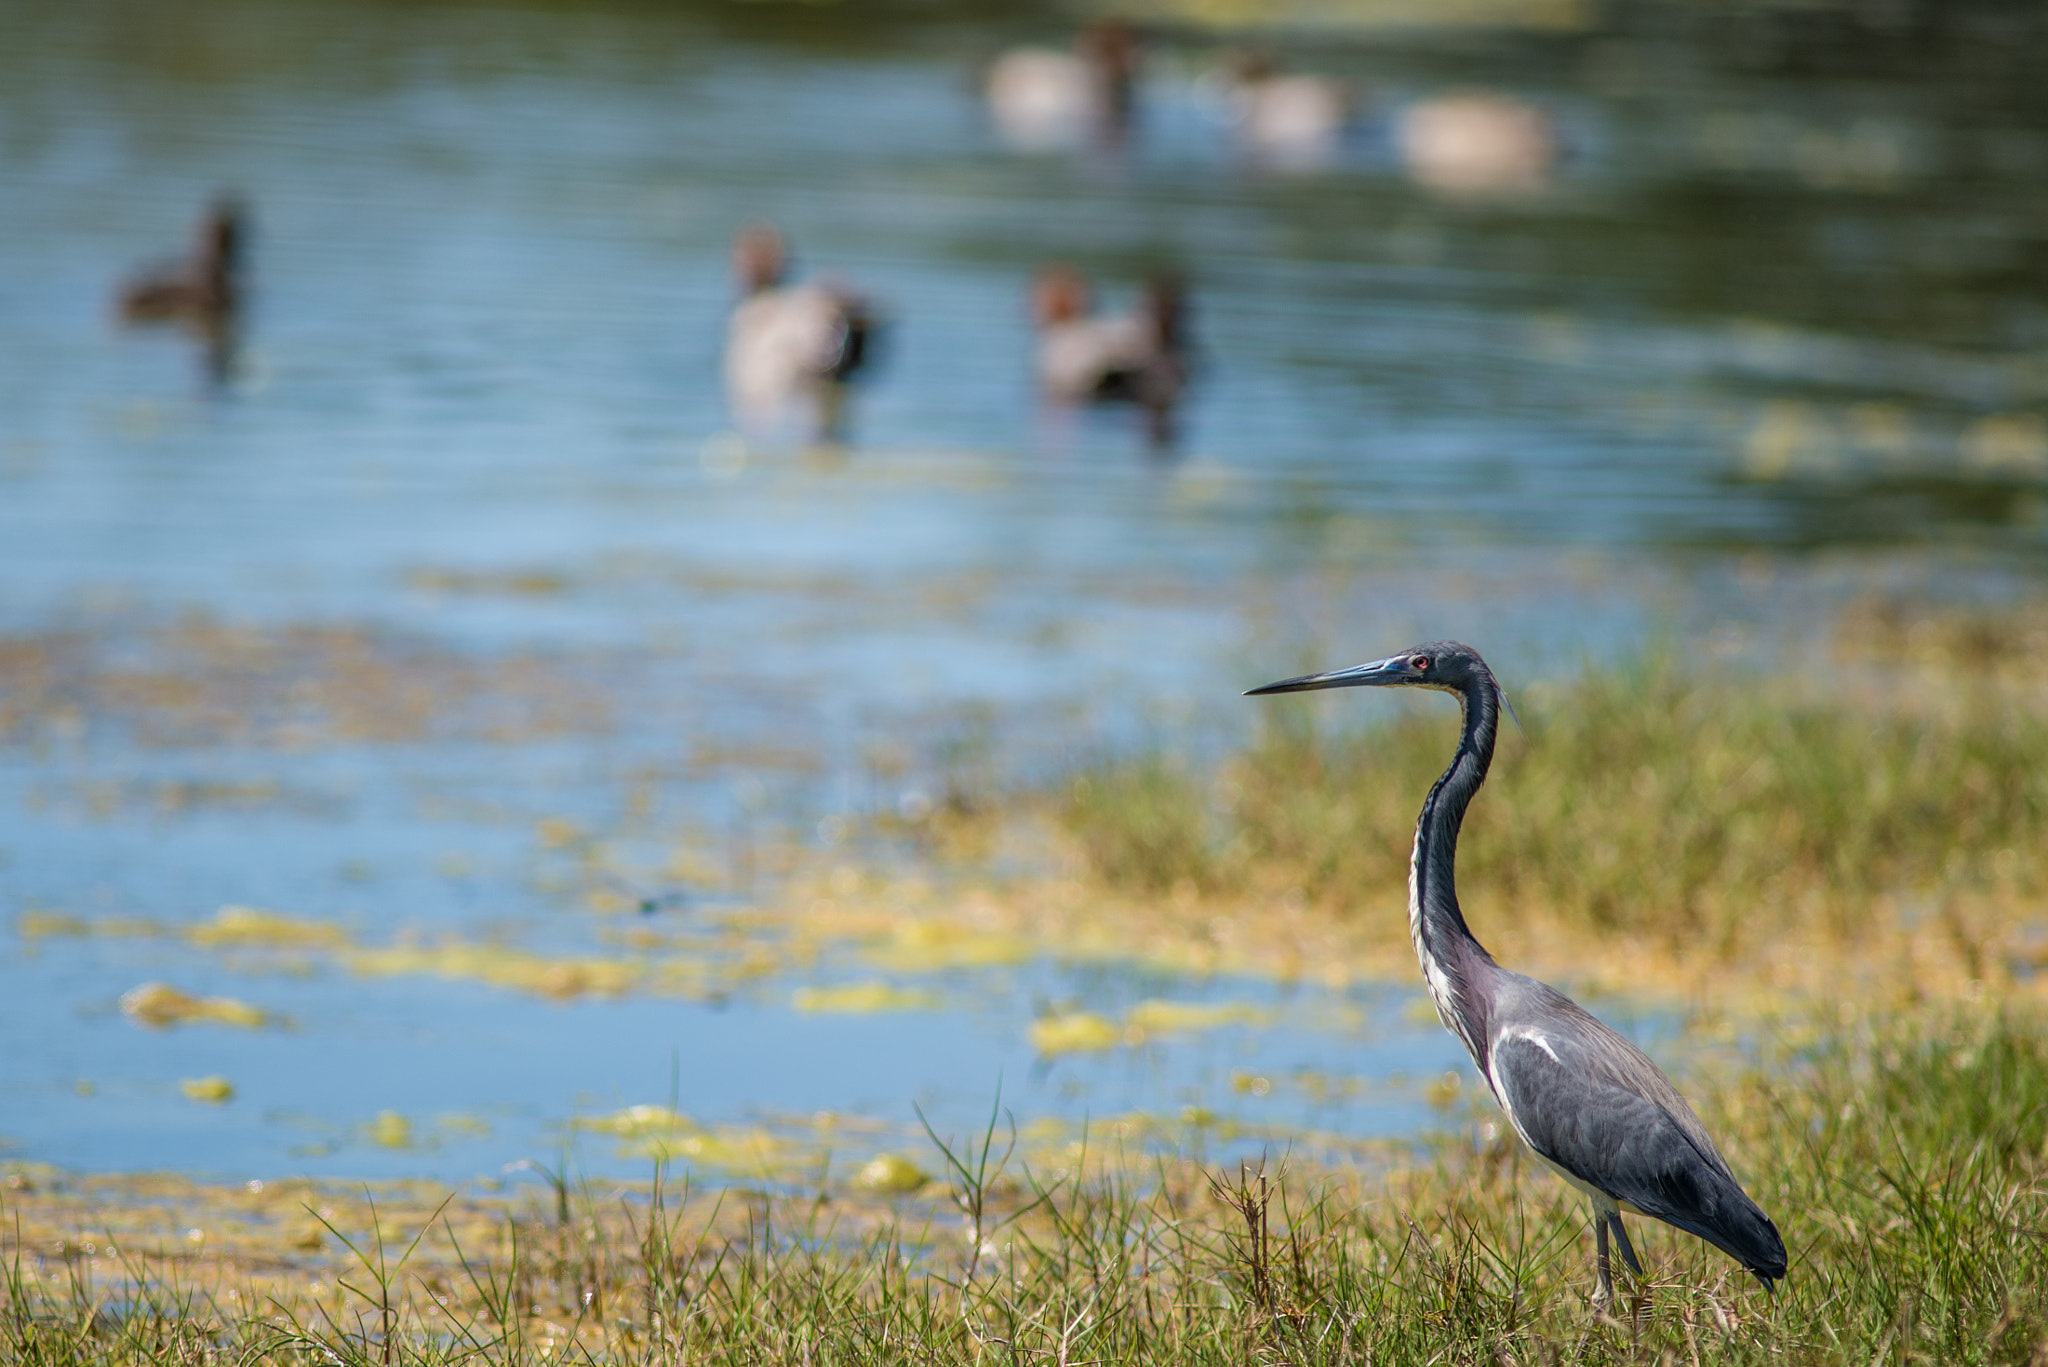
[724,224,878,444]
[1246,642,1786,1310]
[1031,264,1189,449]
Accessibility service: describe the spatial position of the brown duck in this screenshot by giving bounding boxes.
[723,224,877,442]
[1031,264,1188,447]
[118,197,246,326]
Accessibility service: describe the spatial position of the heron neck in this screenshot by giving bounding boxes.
[1409,680,1501,1062]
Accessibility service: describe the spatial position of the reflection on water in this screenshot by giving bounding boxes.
[0,0,2043,1181]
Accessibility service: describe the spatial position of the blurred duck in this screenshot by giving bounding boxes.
[1032,264,1189,447]
[1225,50,1352,169]
[984,22,1139,152]
[1396,91,1557,198]
[116,197,247,383]
[724,224,877,442]
[118,197,246,325]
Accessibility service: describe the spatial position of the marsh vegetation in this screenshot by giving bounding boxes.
[6,999,2046,1365]
[1056,614,2048,996]
[9,609,2048,1362]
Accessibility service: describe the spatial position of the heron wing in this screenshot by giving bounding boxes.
[1490,1030,1787,1284]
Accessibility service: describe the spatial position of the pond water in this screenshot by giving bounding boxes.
[0,0,2043,1186]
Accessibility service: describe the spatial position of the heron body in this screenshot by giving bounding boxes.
[1247,642,1786,1307]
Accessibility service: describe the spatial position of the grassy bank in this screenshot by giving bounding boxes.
[5,999,2046,1365]
[1057,643,2048,976]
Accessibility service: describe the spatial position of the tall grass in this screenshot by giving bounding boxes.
[5,1001,2045,1365]
[1061,656,2048,953]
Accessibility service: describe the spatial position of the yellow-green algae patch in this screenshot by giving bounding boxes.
[120,982,271,1029]
[179,1076,234,1103]
[573,1106,810,1178]
[1029,1011,1122,1055]
[187,904,349,949]
[860,920,1037,973]
[341,943,643,1000]
[315,1110,493,1154]
[791,981,940,1013]
[1125,998,1271,1036]
[365,1111,413,1149]
[16,910,90,939]
[850,1153,928,1193]
[17,910,163,939]
[16,905,350,951]
[1029,999,1273,1055]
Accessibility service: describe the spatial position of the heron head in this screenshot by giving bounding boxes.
[1243,640,1492,698]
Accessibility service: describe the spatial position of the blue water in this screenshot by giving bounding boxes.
[0,0,2041,1183]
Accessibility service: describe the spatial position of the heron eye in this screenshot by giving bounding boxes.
[1411,655,1430,671]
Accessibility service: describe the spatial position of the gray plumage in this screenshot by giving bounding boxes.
[1247,641,1786,1307]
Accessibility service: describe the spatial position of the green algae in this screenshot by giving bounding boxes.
[120,982,270,1030]
[860,920,1037,972]
[1028,1011,1122,1055]
[850,1153,929,1193]
[1124,998,1272,1035]
[572,1105,810,1178]
[179,1076,234,1103]
[366,1111,413,1149]
[186,904,348,949]
[1029,999,1275,1055]
[17,910,163,940]
[16,904,350,952]
[791,981,941,1013]
[340,943,643,1000]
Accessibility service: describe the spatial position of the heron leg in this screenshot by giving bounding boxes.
[1607,1215,1643,1278]
[1593,1213,1614,1309]
[1608,1214,1650,1325]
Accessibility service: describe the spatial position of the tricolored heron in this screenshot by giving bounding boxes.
[1247,642,1786,1308]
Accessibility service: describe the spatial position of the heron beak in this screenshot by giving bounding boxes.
[1243,654,1411,696]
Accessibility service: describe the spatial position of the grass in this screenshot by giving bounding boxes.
[1060,647,2048,960]
[4,998,2046,1365]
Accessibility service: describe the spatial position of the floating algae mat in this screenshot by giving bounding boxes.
[1029,999,1276,1056]
[180,1076,235,1104]
[791,982,943,1013]
[120,982,272,1031]
[0,732,1839,1184]
[1,866,1473,1181]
